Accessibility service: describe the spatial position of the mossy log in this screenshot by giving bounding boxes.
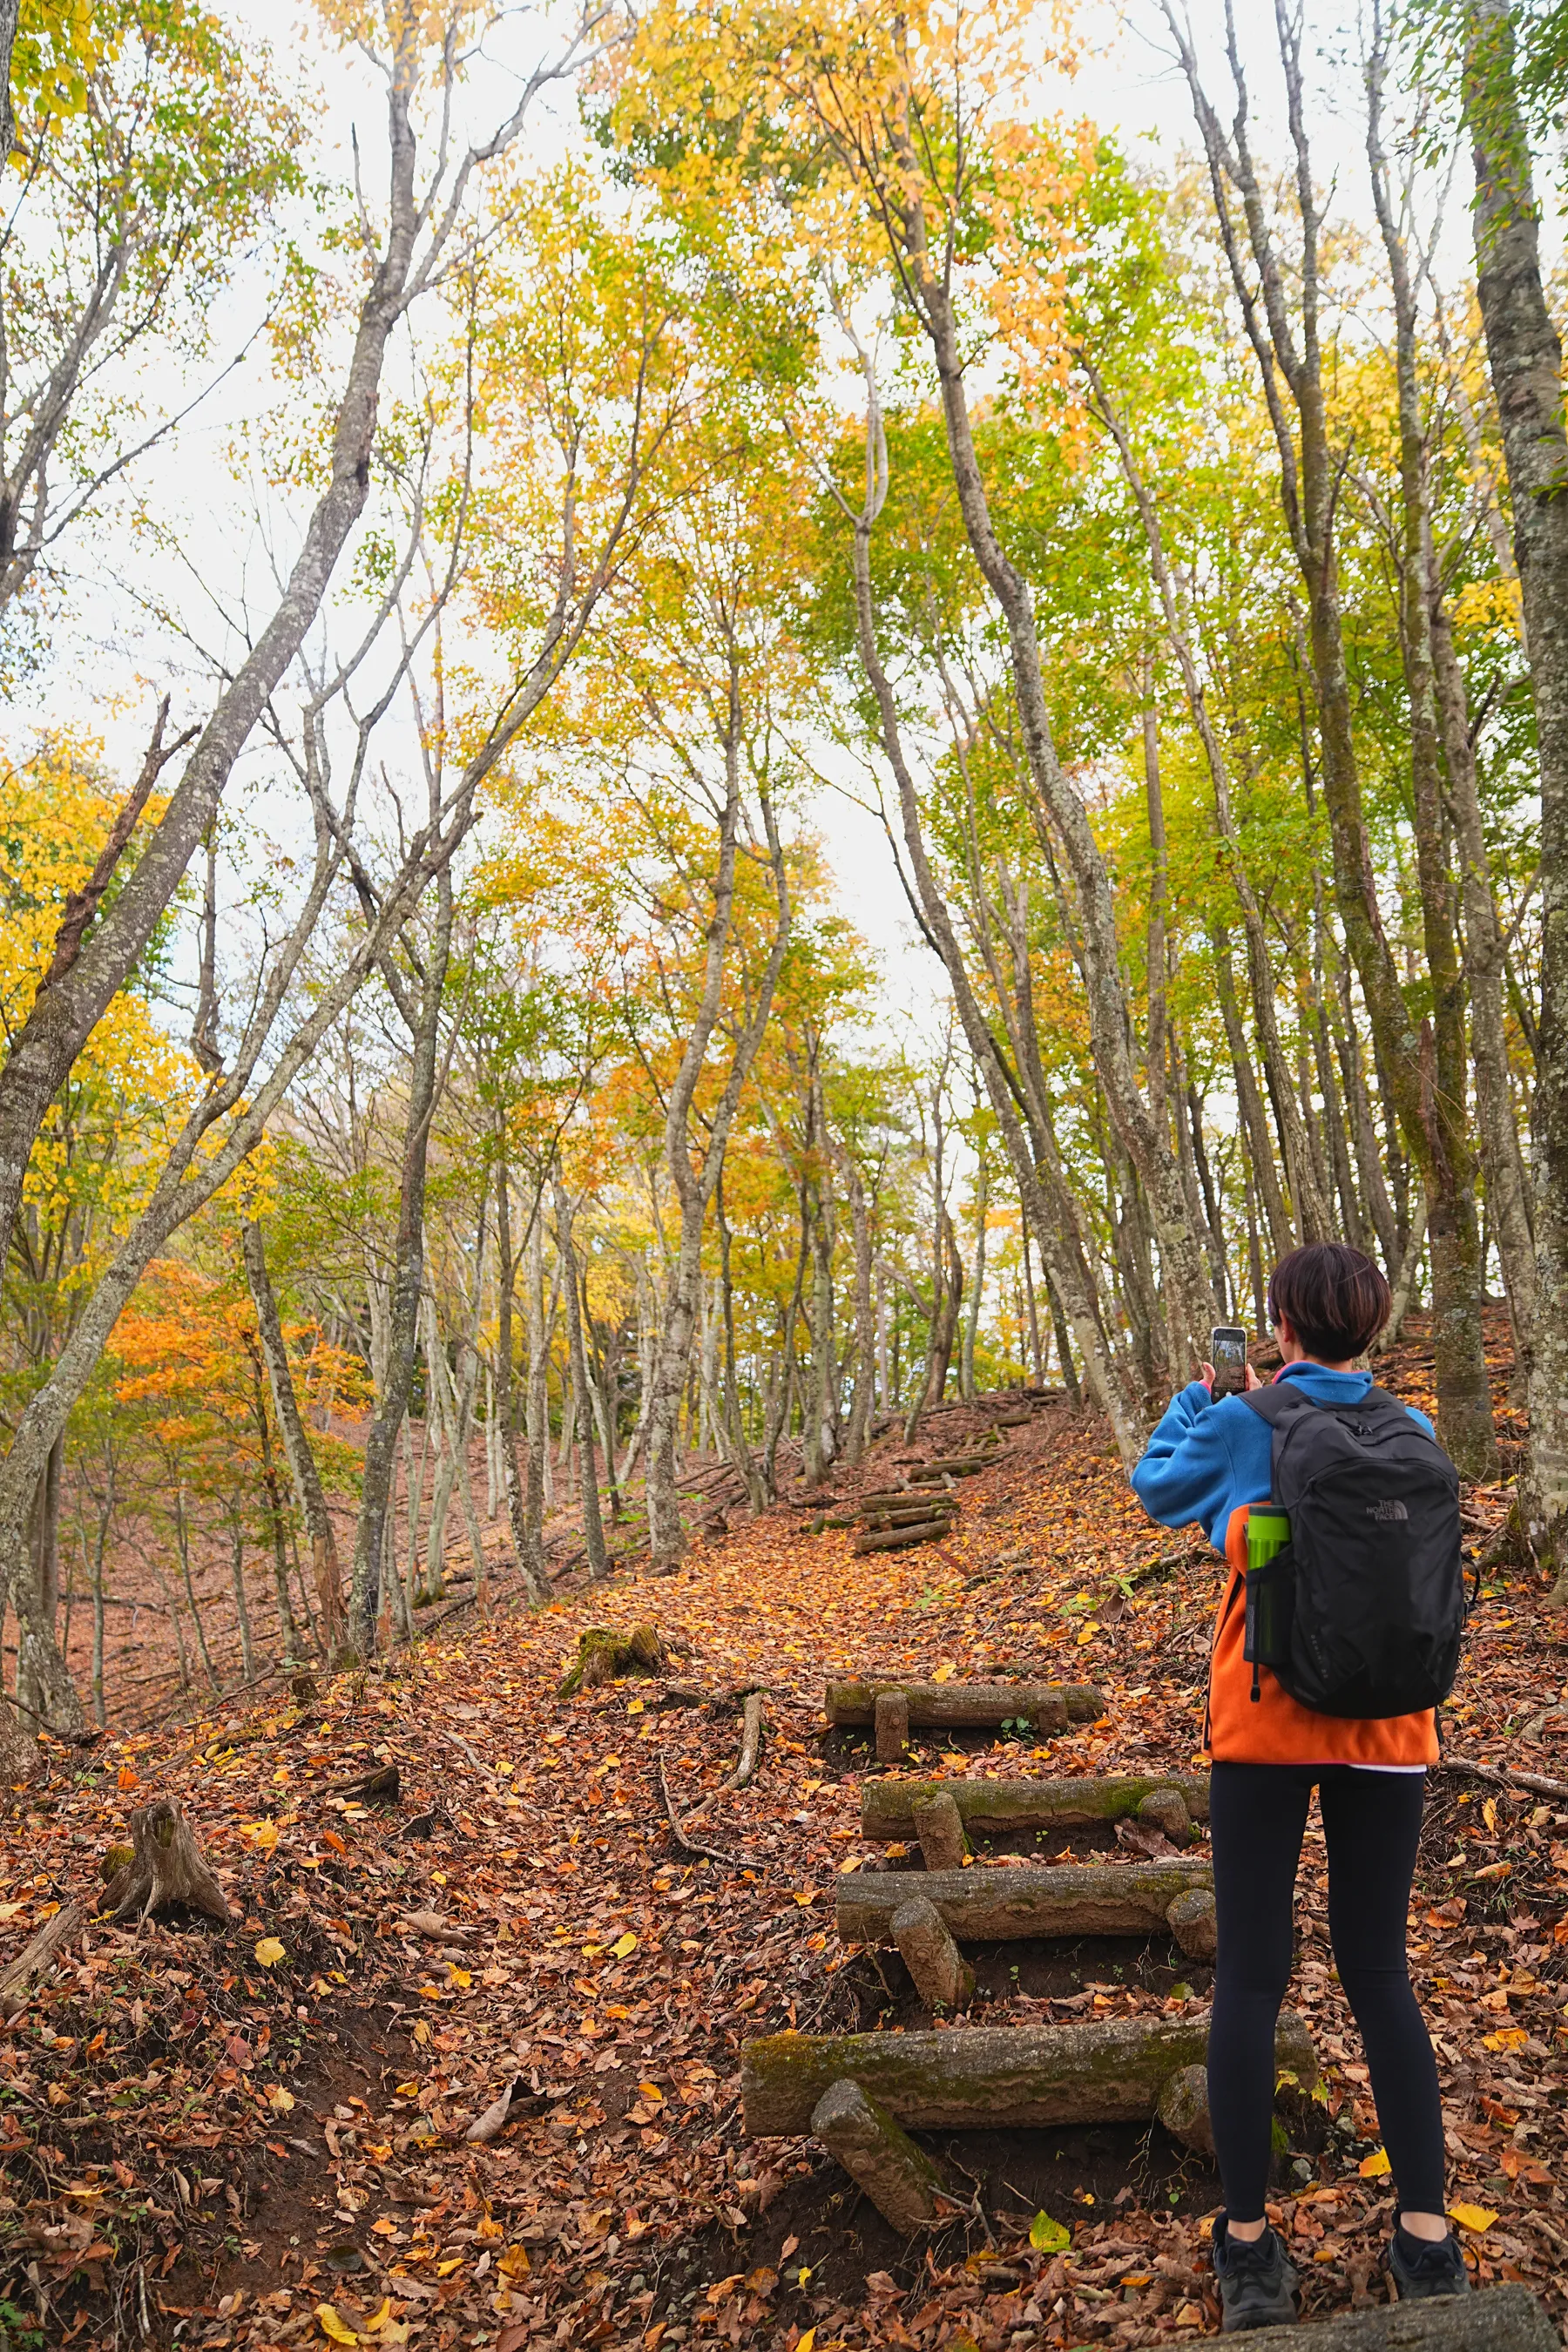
[910,1791,969,1870]
[875,1691,910,1763]
[909,1458,991,1480]
[812,2078,947,2232]
[743,2011,1316,2135]
[826,1680,1106,1731]
[836,1856,1213,1947]
[558,1623,670,1698]
[1227,2288,1555,2350]
[852,1522,956,1556]
[101,1801,233,1925]
[862,1771,1209,1841]
[862,1501,958,1527]
[892,1895,974,2010]
[1155,2063,1213,2156]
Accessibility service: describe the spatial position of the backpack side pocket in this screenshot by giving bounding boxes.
[1243,1547,1296,1702]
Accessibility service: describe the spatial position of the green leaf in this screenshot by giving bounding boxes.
[1029,2209,1070,2254]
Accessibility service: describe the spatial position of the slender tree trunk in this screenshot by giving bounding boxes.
[1210,926,1292,1262]
[495,1151,548,1604]
[836,1144,877,1463]
[16,1436,63,1729]
[227,1519,254,1685]
[241,1219,348,1659]
[961,1155,989,1400]
[555,1179,609,1581]
[349,868,453,1652]
[1431,568,1538,1368]
[1369,42,1498,1476]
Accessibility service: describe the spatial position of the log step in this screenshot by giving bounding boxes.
[1228,2287,1554,2349]
[826,1680,1105,1731]
[837,1856,1214,1949]
[862,1771,1210,1841]
[743,2010,1317,2135]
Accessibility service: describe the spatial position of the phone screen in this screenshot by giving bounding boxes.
[1211,1325,1248,1397]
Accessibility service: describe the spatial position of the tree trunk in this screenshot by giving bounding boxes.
[862,1770,1210,1842]
[837,1856,1213,1946]
[349,868,453,1653]
[555,1179,608,1581]
[241,1218,348,1658]
[1369,47,1498,1477]
[494,1151,549,1604]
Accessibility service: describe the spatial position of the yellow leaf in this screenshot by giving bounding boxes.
[447,1965,471,1990]
[268,2086,296,2113]
[932,1662,955,1683]
[796,2332,815,2352]
[1449,2203,1497,2232]
[1483,1797,1498,1833]
[315,2306,359,2346]
[1029,2209,1070,2252]
[253,1936,287,1969]
[417,1984,444,2000]
[395,2080,419,2099]
[1076,1622,1100,1646]
[499,2243,531,2279]
[627,1698,645,1714]
[638,2081,666,2103]
[1483,2026,1528,2051]
[793,1887,819,1906]
[436,2257,464,2276]
[359,2302,410,2343]
[1358,2148,1391,2178]
[612,1931,638,1958]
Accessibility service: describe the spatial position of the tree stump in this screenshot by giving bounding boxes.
[558,1624,670,1698]
[892,1895,974,2011]
[1166,1886,1218,1962]
[811,2078,946,2233]
[1155,2062,1214,2155]
[101,1802,233,1925]
[0,1898,90,2019]
[875,1691,909,1763]
[910,1791,969,1870]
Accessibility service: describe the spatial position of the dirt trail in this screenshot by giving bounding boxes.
[2,1329,1565,2349]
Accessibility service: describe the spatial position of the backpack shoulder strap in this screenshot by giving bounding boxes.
[1240,1384,1315,1426]
[1359,1385,1410,1414]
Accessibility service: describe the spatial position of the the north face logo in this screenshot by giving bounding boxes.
[1365,1499,1410,1523]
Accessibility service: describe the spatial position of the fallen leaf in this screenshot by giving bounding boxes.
[1449,2204,1498,2232]
[253,1936,286,1969]
[612,1930,638,1958]
[1482,2027,1528,2051]
[1359,2148,1391,2179]
[1029,2209,1071,2252]
[638,2082,666,2103]
[268,2086,295,2113]
[314,2306,359,2346]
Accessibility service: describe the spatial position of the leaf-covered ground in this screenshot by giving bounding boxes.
[3,1320,1566,2351]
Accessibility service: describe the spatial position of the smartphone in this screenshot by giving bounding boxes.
[1211,1324,1248,1398]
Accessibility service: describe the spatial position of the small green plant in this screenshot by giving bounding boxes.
[0,2301,46,2352]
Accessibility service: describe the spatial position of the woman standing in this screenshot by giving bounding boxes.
[1132,1242,1468,2332]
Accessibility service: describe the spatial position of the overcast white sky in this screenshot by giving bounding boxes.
[12,0,1504,1053]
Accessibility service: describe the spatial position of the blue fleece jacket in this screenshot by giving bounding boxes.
[1130,1362,1436,1558]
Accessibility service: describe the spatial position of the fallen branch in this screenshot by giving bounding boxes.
[727,1693,766,1790]
[656,1760,747,1869]
[0,1898,91,2020]
[1434,1756,1568,1804]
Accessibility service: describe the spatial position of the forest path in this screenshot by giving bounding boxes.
[2,1341,1565,2349]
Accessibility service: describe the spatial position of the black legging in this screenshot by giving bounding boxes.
[1206,1762,1445,2221]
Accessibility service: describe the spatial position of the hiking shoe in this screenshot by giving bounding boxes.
[1387,2227,1470,2301]
[1212,2217,1299,2333]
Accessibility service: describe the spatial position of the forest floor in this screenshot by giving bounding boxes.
[3,1315,1568,2352]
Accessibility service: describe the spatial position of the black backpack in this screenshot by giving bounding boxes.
[1240,1384,1466,1719]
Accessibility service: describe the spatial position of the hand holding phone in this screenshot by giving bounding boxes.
[1208,1324,1249,1398]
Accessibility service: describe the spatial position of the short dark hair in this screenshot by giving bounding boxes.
[1267,1241,1390,1362]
